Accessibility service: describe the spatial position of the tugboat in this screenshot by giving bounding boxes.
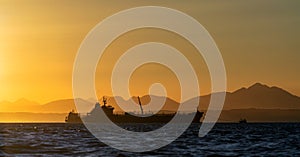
[66,96,204,124]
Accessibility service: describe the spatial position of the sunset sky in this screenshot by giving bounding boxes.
[0,0,300,104]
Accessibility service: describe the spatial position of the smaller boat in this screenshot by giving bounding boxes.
[239,118,247,123]
[65,110,82,123]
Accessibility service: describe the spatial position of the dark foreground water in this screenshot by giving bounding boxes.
[0,123,299,156]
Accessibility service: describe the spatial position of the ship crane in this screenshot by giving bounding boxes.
[102,96,107,106]
[137,96,144,115]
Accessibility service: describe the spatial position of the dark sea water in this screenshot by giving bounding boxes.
[0,123,299,156]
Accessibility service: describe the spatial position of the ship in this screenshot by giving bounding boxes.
[66,96,204,124]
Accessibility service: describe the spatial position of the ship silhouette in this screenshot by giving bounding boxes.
[65,96,204,123]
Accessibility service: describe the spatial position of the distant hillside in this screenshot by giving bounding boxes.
[0,98,41,113]
[195,83,300,110]
[40,98,94,113]
[0,98,94,113]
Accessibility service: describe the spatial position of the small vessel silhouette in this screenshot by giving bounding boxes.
[239,118,247,123]
[65,110,82,123]
[66,96,203,124]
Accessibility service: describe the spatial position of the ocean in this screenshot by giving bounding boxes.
[0,123,299,156]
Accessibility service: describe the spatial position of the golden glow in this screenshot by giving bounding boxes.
[95,28,211,102]
[0,53,3,78]
[0,0,300,114]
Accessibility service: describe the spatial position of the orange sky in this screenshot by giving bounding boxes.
[0,0,300,104]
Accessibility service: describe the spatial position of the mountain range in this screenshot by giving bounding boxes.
[1,83,300,122]
[1,83,300,114]
[199,83,300,110]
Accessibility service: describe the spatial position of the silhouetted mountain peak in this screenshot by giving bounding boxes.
[243,83,297,97]
[248,82,269,90]
[223,83,300,109]
[231,83,270,94]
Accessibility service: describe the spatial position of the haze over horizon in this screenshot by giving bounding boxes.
[1,1,300,108]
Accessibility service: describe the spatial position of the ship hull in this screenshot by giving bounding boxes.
[67,111,203,124]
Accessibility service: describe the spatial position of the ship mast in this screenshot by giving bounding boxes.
[137,96,144,115]
[102,96,107,106]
